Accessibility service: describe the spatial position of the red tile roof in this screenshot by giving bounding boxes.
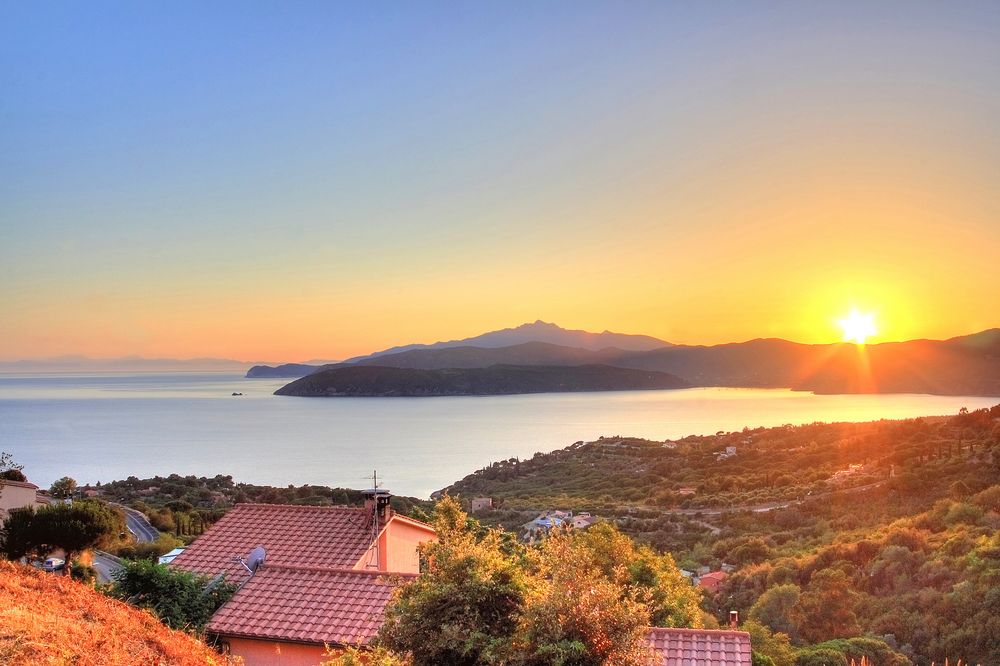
[171,504,375,583]
[207,565,413,646]
[699,571,728,582]
[646,627,752,666]
[0,479,39,490]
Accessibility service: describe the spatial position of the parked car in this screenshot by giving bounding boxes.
[43,557,65,572]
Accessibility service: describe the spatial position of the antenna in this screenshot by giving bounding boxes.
[361,470,391,570]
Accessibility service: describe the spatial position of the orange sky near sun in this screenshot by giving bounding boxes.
[2,4,998,362]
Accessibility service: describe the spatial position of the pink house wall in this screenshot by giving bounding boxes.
[355,516,436,574]
[224,637,327,666]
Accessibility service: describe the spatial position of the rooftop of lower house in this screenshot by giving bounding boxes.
[170,503,381,583]
[646,627,752,666]
[207,564,415,646]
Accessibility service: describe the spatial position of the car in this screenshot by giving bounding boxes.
[43,557,65,572]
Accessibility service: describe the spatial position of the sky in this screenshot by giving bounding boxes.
[2,2,998,362]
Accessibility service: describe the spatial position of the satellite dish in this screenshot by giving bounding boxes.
[246,545,266,572]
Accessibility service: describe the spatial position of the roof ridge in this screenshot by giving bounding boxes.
[647,627,751,637]
[388,513,434,529]
[262,564,418,578]
[231,503,366,511]
[0,479,39,489]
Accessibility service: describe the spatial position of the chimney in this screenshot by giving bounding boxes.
[362,488,393,524]
[729,610,739,629]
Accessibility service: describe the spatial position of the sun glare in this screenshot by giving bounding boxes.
[839,310,877,345]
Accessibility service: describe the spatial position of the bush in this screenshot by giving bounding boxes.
[108,560,235,632]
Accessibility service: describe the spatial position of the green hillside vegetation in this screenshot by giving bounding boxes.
[446,405,1000,665]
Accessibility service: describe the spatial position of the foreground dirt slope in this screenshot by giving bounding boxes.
[0,561,235,666]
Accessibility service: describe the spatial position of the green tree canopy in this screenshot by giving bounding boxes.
[30,501,123,576]
[570,521,703,628]
[515,533,652,666]
[380,496,530,665]
[790,568,860,644]
[49,476,78,500]
[109,559,235,632]
[748,583,801,640]
[0,451,26,483]
[380,497,672,665]
[0,507,36,560]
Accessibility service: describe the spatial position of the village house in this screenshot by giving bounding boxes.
[170,489,436,666]
[571,512,596,529]
[521,509,601,541]
[698,570,729,594]
[0,477,50,522]
[469,496,493,512]
[716,446,738,461]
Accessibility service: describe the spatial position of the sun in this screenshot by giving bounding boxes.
[839,309,877,345]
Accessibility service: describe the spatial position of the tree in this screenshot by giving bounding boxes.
[31,501,121,577]
[109,559,235,632]
[748,584,801,640]
[379,499,657,665]
[514,532,652,666]
[379,496,529,665]
[743,620,796,666]
[790,568,860,643]
[0,451,26,484]
[570,521,703,628]
[0,507,36,560]
[49,476,78,501]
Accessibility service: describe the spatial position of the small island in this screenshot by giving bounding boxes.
[274,363,690,397]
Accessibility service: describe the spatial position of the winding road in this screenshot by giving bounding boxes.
[112,503,159,543]
[92,504,161,584]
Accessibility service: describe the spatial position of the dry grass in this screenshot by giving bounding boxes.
[0,561,238,665]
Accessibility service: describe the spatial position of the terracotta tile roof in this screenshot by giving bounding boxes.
[207,565,413,646]
[170,504,375,582]
[699,571,728,582]
[0,479,39,490]
[646,627,752,666]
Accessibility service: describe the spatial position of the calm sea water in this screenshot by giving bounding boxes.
[1,373,995,498]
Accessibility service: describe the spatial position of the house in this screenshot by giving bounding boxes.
[0,478,50,522]
[677,486,697,496]
[170,490,436,666]
[469,497,493,512]
[646,627,751,665]
[571,512,597,529]
[698,570,728,594]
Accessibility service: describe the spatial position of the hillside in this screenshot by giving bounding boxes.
[0,561,230,666]
[445,404,1000,665]
[274,363,689,397]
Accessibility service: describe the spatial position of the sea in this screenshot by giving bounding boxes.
[1,372,996,499]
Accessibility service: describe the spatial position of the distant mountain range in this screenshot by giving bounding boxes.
[274,364,690,397]
[255,323,1000,397]
[247,321,670,378]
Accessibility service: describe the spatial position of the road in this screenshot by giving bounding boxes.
[112,503,160,543]
[92,551,123,584]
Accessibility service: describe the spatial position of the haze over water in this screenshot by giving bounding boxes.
[2,373,995,499]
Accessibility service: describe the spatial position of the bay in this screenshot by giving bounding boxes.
[1,372,995,499]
